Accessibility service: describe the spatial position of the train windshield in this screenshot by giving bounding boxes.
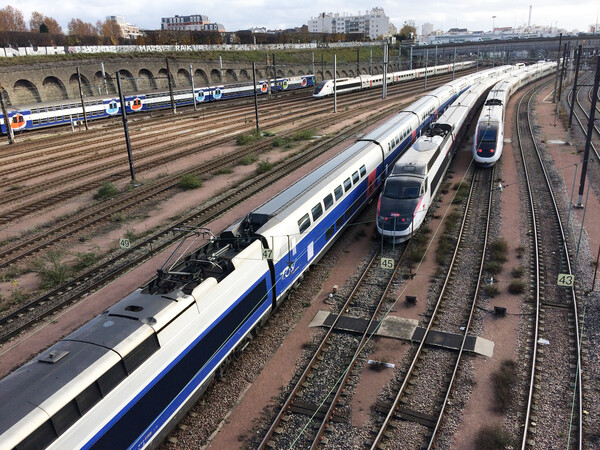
[383,178,422,199]
[477,127,497,143]
[313,81,327,95]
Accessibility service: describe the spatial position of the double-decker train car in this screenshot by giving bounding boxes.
[0,75,316,135]
[376,65,521,242]
[312,61,476,98]
[473,61,556,167]
[0,66,503,450]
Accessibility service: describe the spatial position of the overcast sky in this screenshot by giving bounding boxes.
[13,1,599,34]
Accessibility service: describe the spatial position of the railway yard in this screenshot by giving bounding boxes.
[0,62,599,449]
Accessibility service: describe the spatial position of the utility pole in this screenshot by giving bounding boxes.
[76,67,89,130]
[0,82,15,144]
[190,64,197,111]
[576,56,600,206]
[334,54,337,113]
[272,53,277,98]
[424,49,429,89]
[556,43,568,116]
[382,43,388,99]
[552,33,563,103]
[116,72,135,182]
[566,45,581,145]
[356,47,360,76]
[252,62,260,133]
[166,58,176,114]
[100,61,108,95]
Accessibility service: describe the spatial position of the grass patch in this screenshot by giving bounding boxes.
[291,129,315,141]
[213,166,234,175]
[38,252,70,289]
[73,252,97,272]
[178,173,202,189]
[110,212,128,223]
[236,129,262,145]
[475,425,513,449]
[486,260,503,275]
[451,180,470,204]
[491,359,517,412]
[508,280,526,294]
[483,284,500,297]
[256,159,273,174]
[489,238,508,263]
[436,234,454,264]
[515,245,526,258]
[238,153,259,166]
[94,182,119,201]
[511,266,525,278]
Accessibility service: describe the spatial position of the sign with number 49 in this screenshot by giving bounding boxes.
[119,238,131,249]
[557,273,574,287]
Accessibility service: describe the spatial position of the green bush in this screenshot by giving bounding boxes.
[236,130,261,145]
[475,425,513,449]
[508,280,526,294]
[483,284,500,297]
[178,173,202,189]
[489,238,508,263]
[291,129,315,141]
[39,252,70,289]
[73,252,97,272]
[451,181,470,204]
[256,159,273,174]
[487,260,503,275]
[214,166,234,175]
[491,360,517,412]
[94,182,119,201]
[511,266,524,278]
[238,154,259,166]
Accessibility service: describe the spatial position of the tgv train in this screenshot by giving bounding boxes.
[312,61,476,98]
[0,67,504,450]
[376,65,527,242]
[473,61,556,167]
[0,75,316,135]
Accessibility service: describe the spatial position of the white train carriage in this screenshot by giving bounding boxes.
[377,68,512,241]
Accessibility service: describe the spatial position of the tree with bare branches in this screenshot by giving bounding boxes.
[68,18,98,36]
[30,11,63,34]
[0,5,27,32]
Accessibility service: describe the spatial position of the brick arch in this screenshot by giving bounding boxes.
[210,69,221,84]
[239,69,251,81]
[117,69,137,92]
[94,71,116,95]
[177,68,191,87]
[157,68,170,89]
[194,69,209,85]
[13,79,41,104]
[68,73,93,96]
[138,69,157,90]
[225,69,237,83]
[42,76,68,101]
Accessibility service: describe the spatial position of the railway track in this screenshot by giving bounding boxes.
[370,165,495,449]
[516,84,582,449]
[0,103,407,347]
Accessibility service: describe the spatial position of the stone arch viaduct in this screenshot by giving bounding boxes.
[0,57,399,106]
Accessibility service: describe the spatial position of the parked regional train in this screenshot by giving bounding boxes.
[312,61,476,98]
[0,75,316,135]
[0,66,508,450]
[473,61,556,167]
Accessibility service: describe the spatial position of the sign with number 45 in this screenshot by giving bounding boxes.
[380,257,394,270]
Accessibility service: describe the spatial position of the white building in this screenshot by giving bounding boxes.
[160,14,226,32]
[421,22,434,36]
[308,7,391,40]
[106,16,142,40]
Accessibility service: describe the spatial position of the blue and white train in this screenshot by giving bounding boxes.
[473,61,556,167]
[312,61,476,98]
[0,75,316,135]
[0,66,502,450]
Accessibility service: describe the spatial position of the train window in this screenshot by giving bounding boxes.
[97,361,127,395]
[52,399,80,435]
[123,333,160,374]
[359,165,366,178]
[334,185,343,200]
[326,225,334,241]
[311,203,323,221]
[76,382,103,415]
[323,194,334,210]
[40,117,47,124]
[298,213,311,233]
[336,215,344,229]
[352,171,359,184]
[343,178,352,192]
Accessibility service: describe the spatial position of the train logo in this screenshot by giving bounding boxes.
[9,113,26,130]
[301,77,307,87]
[131,98,143,111]
[105,100,119,115]
[260,82,268,93]
[282,80,289,90]
[196,90,205,102]
[213,88,222,100]
[280,261,297,279]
